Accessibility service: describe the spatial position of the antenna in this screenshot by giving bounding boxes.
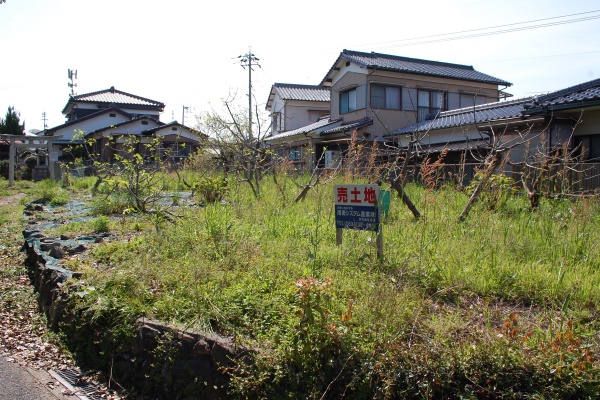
[68,69,78,96]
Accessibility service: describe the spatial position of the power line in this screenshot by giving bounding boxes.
[354,10,600,50]
[475,49,600,64]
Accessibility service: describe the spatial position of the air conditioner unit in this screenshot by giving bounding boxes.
[324,150,341,168]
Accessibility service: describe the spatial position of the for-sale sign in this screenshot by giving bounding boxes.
[334,184,380,231]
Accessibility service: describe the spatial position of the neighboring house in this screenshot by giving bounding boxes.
[266,83,330,135]
[265,49,511,169]
[387,77,600,188]
[45,86,204,162]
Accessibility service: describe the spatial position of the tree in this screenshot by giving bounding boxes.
[200,94,276,199]
[0,106,25,135]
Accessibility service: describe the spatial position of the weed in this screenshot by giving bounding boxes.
[91,215,110,233]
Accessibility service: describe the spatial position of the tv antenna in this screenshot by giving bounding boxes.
[68,69,78,95]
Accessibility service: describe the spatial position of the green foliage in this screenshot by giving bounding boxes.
[36,179,68,205]
[91,215,110,233]
[58,287,139,371]
[0,106,25,135]
[466,172,517,211]
[194,176,228,203]
[21,175,600,398]
[0,160,9,179]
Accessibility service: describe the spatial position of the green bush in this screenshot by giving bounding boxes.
[0,160,9,179]
[91,216,110,233]
[466,172,516,211]
[195,176,228,203]
[36,179,68,205]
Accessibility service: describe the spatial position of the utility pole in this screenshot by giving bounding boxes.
[41,112,48,132]
[237,50,260,141]
[68,69,78,96]
[182,105,191,127]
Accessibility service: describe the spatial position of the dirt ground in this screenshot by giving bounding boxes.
[0,192,26,206]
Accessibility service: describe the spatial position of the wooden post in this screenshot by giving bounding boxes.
[336,228,343,246]
[376,222,383,260]
[48,144,57,181]
[8,137,15,187]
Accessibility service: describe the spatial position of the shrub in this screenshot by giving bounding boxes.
[195,176,228,203]
[0,160,9,179]
[466,172,516,210]
[91,216,110,233]
[36,179,69,205]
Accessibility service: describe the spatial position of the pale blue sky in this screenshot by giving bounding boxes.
[1,0,599,132]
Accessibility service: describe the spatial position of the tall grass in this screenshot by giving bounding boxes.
[72,174,600,397]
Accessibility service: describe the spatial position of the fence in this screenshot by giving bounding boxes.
[406,162,600,194]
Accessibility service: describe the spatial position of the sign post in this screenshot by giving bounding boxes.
[334,184,383,259]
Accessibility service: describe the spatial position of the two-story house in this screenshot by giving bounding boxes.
[266,83,330,134]
[265,83,330,167]
[387,77,600,190]
[265,49,511,169]
[45,86,204,162]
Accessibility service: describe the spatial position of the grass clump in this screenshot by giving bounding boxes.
[36,179,69,205]
[91,215,110,233]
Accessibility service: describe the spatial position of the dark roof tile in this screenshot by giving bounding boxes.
[523,78,600,113]
[321,49,512,86]
[321,117,373,135]
[265,117,340,140]
[61,86,165,114]
[388,97,533,135]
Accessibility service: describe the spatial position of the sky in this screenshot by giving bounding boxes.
[0,0,599,132]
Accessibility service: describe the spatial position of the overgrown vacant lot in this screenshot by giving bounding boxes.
[13,175,600,398]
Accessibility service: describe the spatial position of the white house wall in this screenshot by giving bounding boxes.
[53,113,130,141]
[70,102,161,119]
[95,119,162,139]
[155,128,203,142]
[331,63,366,86]
[282,100,329,132]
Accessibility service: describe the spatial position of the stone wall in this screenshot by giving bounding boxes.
[22,220,249,399]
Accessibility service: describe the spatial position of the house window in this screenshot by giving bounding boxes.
[272,112,282,132]
[339,88,357,114]
[371,85,401,110]
[141,120,149,125]
[289,147,302,161]
[109,113,116,117]
[418,90,446,122]
[574,135,600,161]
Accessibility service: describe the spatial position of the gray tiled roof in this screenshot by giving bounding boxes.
[321,117,373,135]
[62,86,165,114]
[523,78,600,113]
[266,83,330,110]
[322,49,512,87]
[274,83,330,102]
[265,117,341,141]
[388,97,533,136]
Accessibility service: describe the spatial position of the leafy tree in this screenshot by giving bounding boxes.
[200,95,275,199]
[0,106,25,135]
